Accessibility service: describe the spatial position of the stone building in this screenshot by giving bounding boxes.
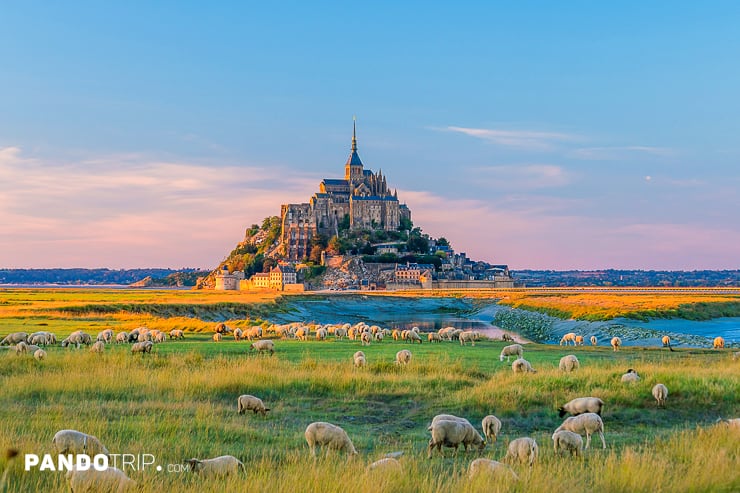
[214,266,245,290]
[280,121,411,260]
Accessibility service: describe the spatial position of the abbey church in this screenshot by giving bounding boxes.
[280,122,411,260]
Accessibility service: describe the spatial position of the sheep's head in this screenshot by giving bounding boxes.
[558,407,567,418]
[184,459,203,472]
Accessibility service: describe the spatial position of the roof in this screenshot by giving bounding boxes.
[351,195,398,201]
[346,150,363,167]
[322,179,348,186]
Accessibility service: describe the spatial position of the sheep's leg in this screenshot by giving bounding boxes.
[599,432,606,449]
[584,433,591,449]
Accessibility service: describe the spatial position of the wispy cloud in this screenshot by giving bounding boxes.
[471,164,571,189]
[441,126,579,150]
[569,146,674,160]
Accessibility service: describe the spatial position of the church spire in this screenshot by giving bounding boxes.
[351,115,357,152]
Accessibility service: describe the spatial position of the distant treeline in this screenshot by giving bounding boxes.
[513,269,740,287]
[0,268,208,286]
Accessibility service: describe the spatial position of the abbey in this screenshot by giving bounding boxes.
[280,122,411,260]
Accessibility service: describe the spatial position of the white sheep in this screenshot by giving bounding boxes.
[552,430,583,457]
[722,418,740,430]
[34,349,47,361]
[713,336,725,349]
[374,331,384,342]
[52,429,109,456]
[62,331,92,348]
[554,413,606,449]
[116,332,128,344]
[96,329,114,343]
[90,341,105,353]
[334,328,348,340]
[66,466,135,492]
[499,344,523,362]
[169,329,184,340]
[316,328,328,341]
[590,335,598,346]
[427,419,486,458]
[560,332,577,346]
[366,457,401,473]
[430,414,472,427]
[28,332,51,346]
[237,394,270,416]
[250,339,275,355]
[459,331,477,346]
[14,341,29,355]
[558,397,604,418]
[481,415,502,444]
[153,331,166,343]
[131,341,153,354]
[611,336,622,351]
[305,421,358,456]
[575,335,584,346]
[559,354,580,372]
[395,349,412,365]
[504,437,538,466]
[360,331,372,346]
[407,330,423,344]
[652,383,668,407]
[512,358,536,374]
[353,350,366,368]
[621,368,640,383]
[0,332,28,346]
[212,333,222,342]
[184,455,245,477]
[428,332,442,343]
[468,458,518,481]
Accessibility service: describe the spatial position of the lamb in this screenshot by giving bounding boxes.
[66,466,135,492]
[0,332,28,346]
[499,344,523,362]
[366,457,401,473]
[560,332,577,346]
[652,383,668,408]
[34,349,47,361]
[305,421,358,456]
[90,341,105,353]
[559,355,580,372]
[250,339,275,355]
[713,336,725,349]
[131,341,153,354]
[504,437,538,467]
[52,429,109,457]
[459,331,476,346]
[468,458,518,481]
[552,430,583,457]
[184,455,245,477]
[558,397,604,418]
[237,394,270,416]
[621,368,640,383]
[512,358,536,374]
[553,412,606,449]
[427,419,486,458]
[14,341,29,355]
[212,333,222,342]
[353,351,366,368]
[395,349,412,365]
[611,336,622,351]
[116,332,128,344]
[360,331,372,346]
[169,329,184,340]
[590,335,598,346]
[481,415,502,444]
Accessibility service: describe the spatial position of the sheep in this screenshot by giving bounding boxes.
[552,430,583,457]
[169,329,184,340]
[431,414,472,427]
[237,394,270,416]
[407,330,423,344]
[26,344,42,354]
[353,350,366,368]
[512,358,536,374]
[66,466,135,492]
[360,331,372,346]
[721,418,740,430]
[184,455,245,477]
[28,332,51,346]
[590,335,598,346]
[554,413,606,449]
[127,330,140,343]
[427,419,486,458]
[250,339,275,355]
[305,421,358,457]
[574,335,584,346]
[61,331,92,348]
[468,458,518,481]
[52,429,109,457]
[713,336,725,349]
[334,328,347,340]
[621,368,640,383]
[504,437,538,467]
[499,344,523,362]
[232,328,243,341]
[366,457,401,473]
[481,415,502,444]
[459,331,476,346]
[395,349,412,365]
[34,349,46,361]
[316,328,328,341]
[559,354,580,372]
[392,329,401,341]
[212,333,222,342]
[652,383,668,408]
[428,332,442,343]
[153,332,166,343]
[449,329,463,341]
[611,336,622,351]
[90,341,105,353]
[137,332,152,342]
[214,323,233,335]
[14,341,29,355]
[116,332,128,344]
[560,332,577,346]
[0,332,28,346]
[558,397,604,418]
[96,329,113,343]
[501,333,514,342]
[131,341,153,354]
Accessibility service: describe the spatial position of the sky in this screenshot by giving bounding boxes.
[1,2,739,270]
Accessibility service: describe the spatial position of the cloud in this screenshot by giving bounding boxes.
[569,146,674,160]
[471,164,571,189]
[440,126,578,150]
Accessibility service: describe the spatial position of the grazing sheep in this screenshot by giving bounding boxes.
[212,333,222,342]
[237,395,270,416]
[721,418,740,430]
[66,466,135,493]
[127,330,140,343]
[374,331,384,342]
[62,331,92,348]
[52,430,109,456]
[652,383,668,408]
[558,397,605,418]
[137,332,152,342]
[560,332,577,346]
[14,341,29,355]
[169,329,184,340]
[366,457,401,473]
[232,328,243,341]
[407,330,423,344]
[481,415,502,444]
[559,354,580,372]
[116,332,128,344]
[431,414,472,427]
[554,413,606,449]
[427,419,486,458]
[353,351,366,368]
[0,332,28,346]
[250,339,275,355]
[459,331,476,346]
[295,327,309,341]
[574,335,584,346]
[34,349,46,361]
[499,344,523,362]
[590,335,598,346]
[184,456,245,477]
[96,329,113,344]
[621,368,640,383]
[152,331,166,343]
[552,430,583,457]
[28,332,51,346]
[512,358,536,374]
[316,328,327,341]
[392,329,401,341]
[305,422,358,457]
[504,437,538,467]
[468,458,518,481]
[214,323,233,335]
[428,332,442,343]
[501,333,514,342]
[611,337,622,351]
[360,331,372,346]
[131,341,153,354]
[395,349,412,365]
[334,328,347,340]
[713,336,725,349]
[90,341,105,353]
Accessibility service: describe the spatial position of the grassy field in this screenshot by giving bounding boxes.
[0,289,739,492]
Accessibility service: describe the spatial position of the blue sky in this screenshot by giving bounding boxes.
[1,2,739,269]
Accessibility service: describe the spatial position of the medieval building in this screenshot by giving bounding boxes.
[280,122,411,260]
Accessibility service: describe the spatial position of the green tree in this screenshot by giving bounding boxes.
[436,237,450,247]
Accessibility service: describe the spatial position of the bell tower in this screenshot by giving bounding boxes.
[344,117,364,183]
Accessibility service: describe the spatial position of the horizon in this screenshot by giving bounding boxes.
[2,3,739,270]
